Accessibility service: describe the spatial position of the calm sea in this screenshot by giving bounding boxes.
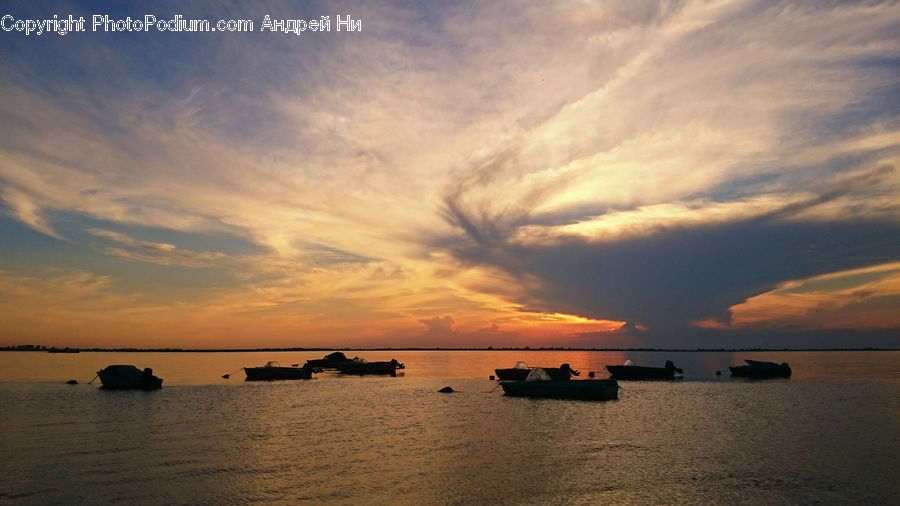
[1,350,897,505]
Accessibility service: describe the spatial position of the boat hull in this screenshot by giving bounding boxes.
[500,380,619,401]
[606,365,675,380]
[97,365,163,390]
[244,366,313,381]
[729,360,791,378]
[337,361,403,376]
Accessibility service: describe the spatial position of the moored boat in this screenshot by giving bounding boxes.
[606,359,683,380]
[337,357,404,376]
[97,365,163,390]
[500,367,618,400]
[729,359,791,378]
[244,361,316,381]
[494,362,580,381]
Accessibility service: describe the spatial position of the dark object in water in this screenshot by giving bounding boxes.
[494,362,580,381]
[66,379,78,385]
[244,361,316,381]
[606,359,683,380]
[438,386,454,393]
[500,378,619,401]
[48,348,80,353]
[729,359,791,378]
[97,365,163,390]
[337,358,405,376]
[304,351,352,369]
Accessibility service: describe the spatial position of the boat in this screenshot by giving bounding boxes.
[336,357,405,376]
[500,379,619,400]
[606,359,683,380]
[494,361,580,381]
[97,365,163,390]
[244,361,316,381]
[500,369,618,400]
[729,359,791,378]
[304,351,352,369]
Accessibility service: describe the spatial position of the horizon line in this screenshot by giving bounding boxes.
[3,345,897,353]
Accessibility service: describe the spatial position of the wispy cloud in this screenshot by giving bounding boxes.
[0,0,897,347]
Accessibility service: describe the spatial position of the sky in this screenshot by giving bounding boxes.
[0,0,898,349]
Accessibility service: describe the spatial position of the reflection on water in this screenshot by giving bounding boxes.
[0,351,897,504]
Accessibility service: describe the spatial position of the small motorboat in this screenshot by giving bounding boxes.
[97,365,163,390]
[729,359,791,378]
[304,351,352,369]
[494,362,580,381]
[500,368,618,401]
[336,357,404,376]
[244,361,316,381]
[606,359,683,380]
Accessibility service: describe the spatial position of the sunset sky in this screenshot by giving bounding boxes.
[1,0,898,349]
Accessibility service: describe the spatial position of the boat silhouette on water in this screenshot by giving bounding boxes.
[729,359,791,378]
[336,357,405,376]
[244,361,317,381]
[494,361,580,381]
[606,360,683,380]
[97,365,163,390]
[499,368,618,401]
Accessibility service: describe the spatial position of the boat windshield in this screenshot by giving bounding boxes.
[265,361,280,368]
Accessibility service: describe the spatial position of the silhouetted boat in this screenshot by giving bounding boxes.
[606,359,683,380]
[500,368,618,400]
[729,359,791,378]
[494,361,580,381]
[337,358,404,376]
[304,351,352,369]
[97,365,163,390]
[244,361,316,381]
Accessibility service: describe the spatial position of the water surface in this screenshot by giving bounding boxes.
[1,350,897,504]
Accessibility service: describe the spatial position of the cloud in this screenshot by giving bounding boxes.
[0,1,898,347]
[0,187,61,239]
[426,1,900,339]
[723,262,900,330]
[440,196,899,333]
[419,315,457,337]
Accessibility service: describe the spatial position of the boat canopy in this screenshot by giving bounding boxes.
[265,361,280,368]
[624,359,636,366]
[513,361,529,369]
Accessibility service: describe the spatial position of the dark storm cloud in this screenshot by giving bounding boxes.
[437,166,900,336]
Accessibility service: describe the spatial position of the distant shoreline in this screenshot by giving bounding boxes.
[2,346,897,353]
